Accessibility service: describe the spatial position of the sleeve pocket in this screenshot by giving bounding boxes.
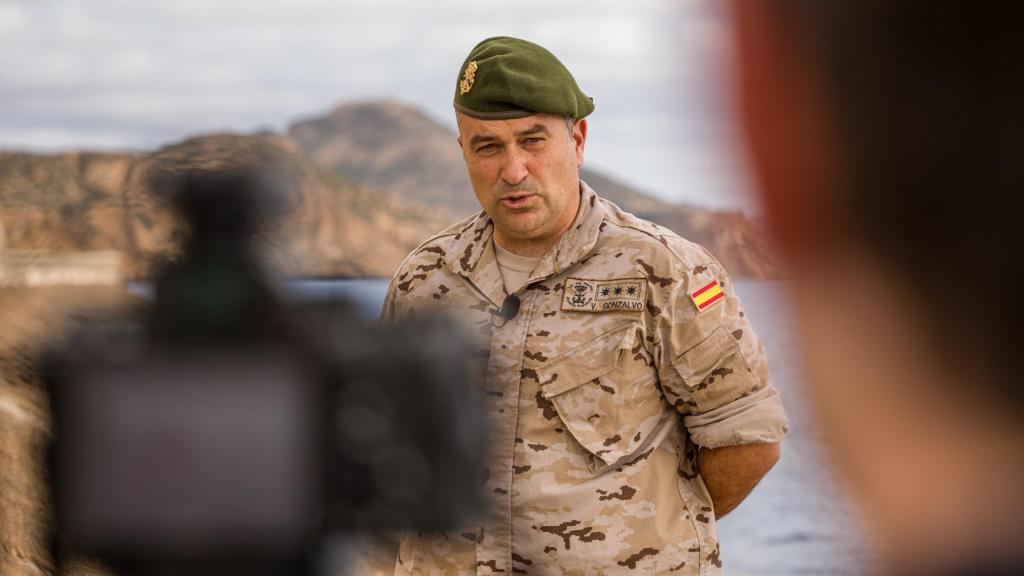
[672,327,751,413]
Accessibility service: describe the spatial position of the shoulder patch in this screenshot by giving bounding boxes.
[689,279,725,312]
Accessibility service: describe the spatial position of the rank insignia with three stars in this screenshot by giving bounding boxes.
[561,278,647,313]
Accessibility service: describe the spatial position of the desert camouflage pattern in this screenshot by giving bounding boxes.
[381,182,789,575]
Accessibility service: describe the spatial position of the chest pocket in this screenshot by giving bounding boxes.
[536,324,670,471]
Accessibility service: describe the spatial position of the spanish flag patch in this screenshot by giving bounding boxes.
[689,279,725,312]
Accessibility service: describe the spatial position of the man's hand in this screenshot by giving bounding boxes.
[697,442,780,518]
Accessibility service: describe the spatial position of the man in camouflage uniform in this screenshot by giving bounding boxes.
[382,37,789,575]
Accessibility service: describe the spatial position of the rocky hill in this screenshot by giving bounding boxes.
[290,100,781,277]
[0,133,455,279]
[0,99,779,279]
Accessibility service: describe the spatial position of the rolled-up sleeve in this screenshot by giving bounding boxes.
[682,385,788,448]
[655,262,789,449]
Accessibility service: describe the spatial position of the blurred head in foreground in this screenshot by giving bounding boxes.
[731,1,1023,573]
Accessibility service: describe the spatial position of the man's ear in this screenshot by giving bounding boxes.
[732,0,837,260]
[573,118,588,167]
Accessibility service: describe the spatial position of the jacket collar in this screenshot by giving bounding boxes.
[532,180,604,282]
[447,181,605,306]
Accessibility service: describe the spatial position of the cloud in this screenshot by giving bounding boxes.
[0,0,754,210]
[0,2,26,32]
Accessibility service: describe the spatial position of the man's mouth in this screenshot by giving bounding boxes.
[500,193,536,209]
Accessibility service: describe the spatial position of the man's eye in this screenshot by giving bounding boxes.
[476,144,498,154]
[524,137,545,145]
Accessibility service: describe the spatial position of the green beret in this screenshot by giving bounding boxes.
[454,36,595,120]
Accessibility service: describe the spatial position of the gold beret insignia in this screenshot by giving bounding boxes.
[459,60,478,95]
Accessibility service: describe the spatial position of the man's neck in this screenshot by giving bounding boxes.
[492,233,559,259]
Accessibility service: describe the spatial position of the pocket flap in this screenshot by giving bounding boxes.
[672,327,739,388]
[537,324,636,397]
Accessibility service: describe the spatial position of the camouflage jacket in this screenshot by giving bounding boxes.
[381,182,789,575]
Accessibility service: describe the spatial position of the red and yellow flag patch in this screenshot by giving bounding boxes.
[689,279,725,312]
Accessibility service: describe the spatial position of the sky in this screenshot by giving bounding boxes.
[0,0,759,212]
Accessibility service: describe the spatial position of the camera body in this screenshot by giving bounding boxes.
[45,170,487,575]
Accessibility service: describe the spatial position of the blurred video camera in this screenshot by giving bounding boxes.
[44,170,487,576]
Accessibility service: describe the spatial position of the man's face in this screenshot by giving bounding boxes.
[456,112,587,250]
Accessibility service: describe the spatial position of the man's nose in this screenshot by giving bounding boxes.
[500,148,529,186]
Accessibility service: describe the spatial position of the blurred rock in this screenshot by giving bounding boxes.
[0,132,454,281]
[0,287,143,576]
[0,99,780,281]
